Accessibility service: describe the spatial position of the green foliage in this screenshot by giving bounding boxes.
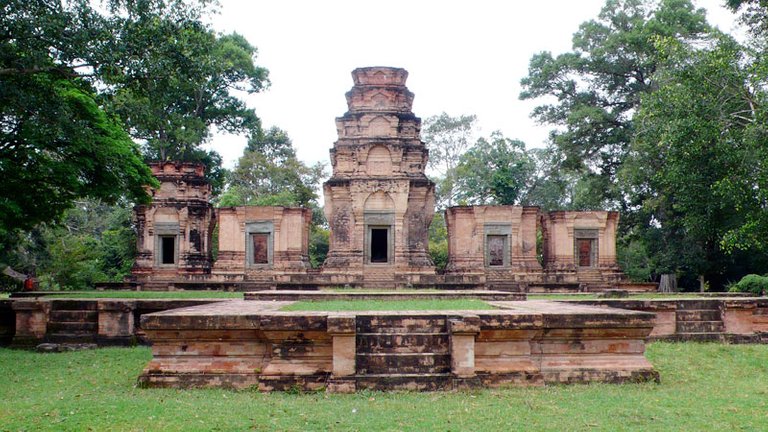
[428,213,448,270]
[422,113,478,208]
[727,0,768,41]
[455,131,535,205]
[35,201,137,290]
[223,127,326,208]
[520,0,711,208]
[622,34,768,288]
[309,227,329,268]
[729,274,768,295]
[616,237,653,282]
[107,24,268,163]
[0,72,155,238]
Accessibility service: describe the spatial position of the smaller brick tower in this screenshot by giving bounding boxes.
[132,162,215,284]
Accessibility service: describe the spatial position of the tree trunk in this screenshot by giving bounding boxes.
[659,274,677,293]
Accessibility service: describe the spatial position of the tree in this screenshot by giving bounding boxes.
[106,27,268,161]
[454,132,535,205]
[520,0,711,208]
[727,0,768,40]
[518,146,584,211]
[100,3,269,188]
[428,213,448,271]
[4,200,137,290]
[622,34,768,289]
[422,113,478,208]
[0,1,158,239]
[220,128,326,208]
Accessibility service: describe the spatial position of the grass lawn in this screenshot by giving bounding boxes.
[527,293,742,300]
[0,343,766,431]
[42,290,244,299]
[326,288,443,293]
[281,299,495,311]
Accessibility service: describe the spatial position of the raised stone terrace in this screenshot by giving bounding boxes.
[137,299,659,392]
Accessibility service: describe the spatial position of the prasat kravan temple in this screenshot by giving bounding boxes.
[130,67,651,293]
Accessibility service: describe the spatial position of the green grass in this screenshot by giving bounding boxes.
[326,287,443,293]
[44,290,243,299]
[281,299,495,311]
[0,343,766,431]
[527,293,744,301]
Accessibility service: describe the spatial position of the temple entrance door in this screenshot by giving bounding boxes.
[577,239,595,267]
[369,227,389,263]
[160,235,176,265]
[251,233,270,265]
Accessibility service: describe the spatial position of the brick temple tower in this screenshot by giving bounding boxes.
[321,67,436,287]
[131,162,215,285]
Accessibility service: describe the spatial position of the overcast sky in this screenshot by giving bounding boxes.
[207,0,740,169]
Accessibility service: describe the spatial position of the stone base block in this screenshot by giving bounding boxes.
[135,300,661,392]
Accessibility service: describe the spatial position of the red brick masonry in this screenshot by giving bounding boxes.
[137,300,660,391]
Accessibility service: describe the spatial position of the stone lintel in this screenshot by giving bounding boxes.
[97,300,137,312]
[448,315,481,335]
[327,315,356,335]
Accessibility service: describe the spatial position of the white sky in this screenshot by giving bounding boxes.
[207,0,741,169]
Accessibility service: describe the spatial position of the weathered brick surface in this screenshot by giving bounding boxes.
[357,333,448,354]
[136,300,664,391]
[131,162,215,282]
[321,67,437,288]
[244,290,525,302]
[12,300,49,346]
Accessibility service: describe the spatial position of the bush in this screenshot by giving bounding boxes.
[429,240,448,271]
[729,274,768,295]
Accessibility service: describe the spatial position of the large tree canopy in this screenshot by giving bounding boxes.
[219,127,326,208]
[0,0,156,238]
[1,0,270,280]
[520,0,711,208]
[422,113,478,208]
[454,132,535,206]
[621,34,768,288]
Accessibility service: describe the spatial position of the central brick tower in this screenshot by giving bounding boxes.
[322,67,436,288]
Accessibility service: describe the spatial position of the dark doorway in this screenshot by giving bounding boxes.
[160,236,175,264]
[370,228,388,263]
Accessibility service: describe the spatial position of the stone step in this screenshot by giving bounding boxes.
[676,300,721,311]
[356,333,449,354]
[356,353,451,375]
[355,316,447,334]
[356,374,453,391]
[486,282,524,292]
[50,300,98,311]
[49,310,98,322]
[47,321,98,333]
[46,333,96,344]
[676,321,724,333]
[676,310,721,321]
[141,283,171,291]
[674,333,724,342]
[362,282,394,290]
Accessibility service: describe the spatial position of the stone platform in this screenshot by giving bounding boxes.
[243,290,525,302]
[137,300,659,391]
